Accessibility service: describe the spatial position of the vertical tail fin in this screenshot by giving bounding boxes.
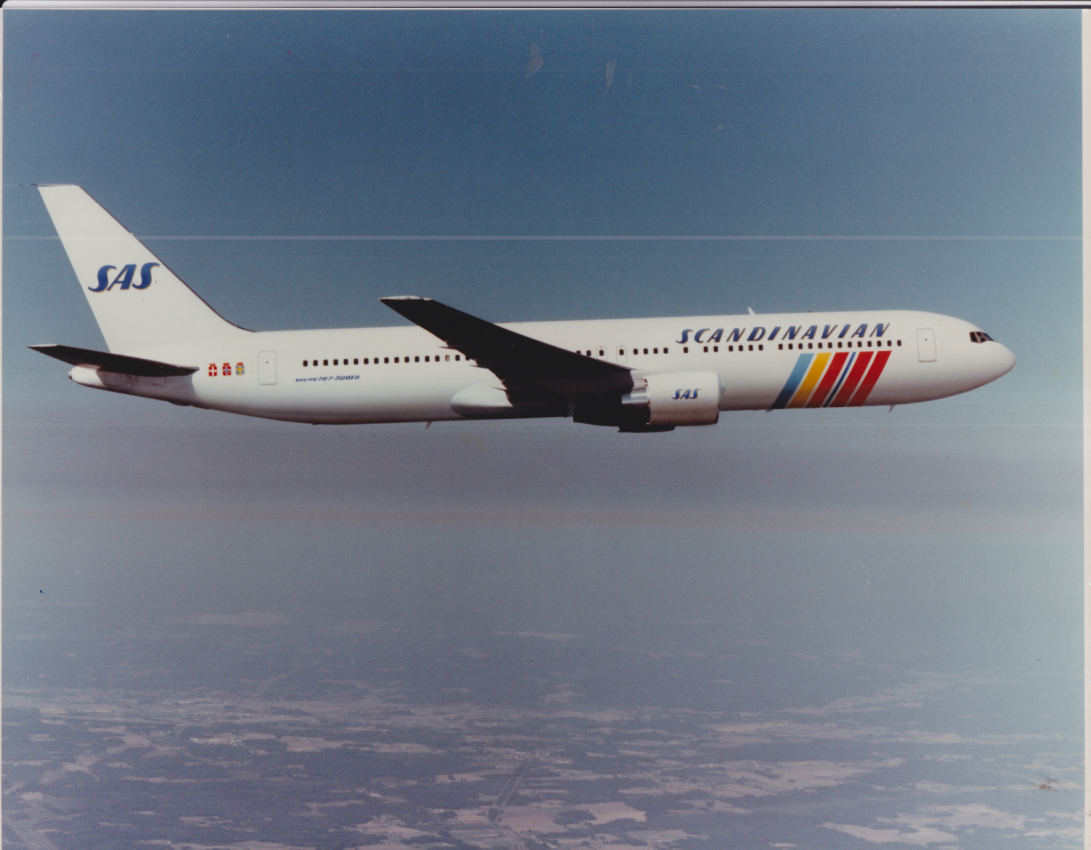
[38,185,247,353]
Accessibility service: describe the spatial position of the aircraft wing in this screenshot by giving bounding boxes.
[29,344,199,377]
[380,297,633,395]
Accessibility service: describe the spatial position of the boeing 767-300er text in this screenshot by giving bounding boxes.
[31,186,1015,432]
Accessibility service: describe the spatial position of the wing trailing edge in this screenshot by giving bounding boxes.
[29,344,198,378]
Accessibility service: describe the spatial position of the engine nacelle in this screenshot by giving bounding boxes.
[622,371,721,426]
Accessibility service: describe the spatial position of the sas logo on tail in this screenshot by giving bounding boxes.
[90,263,159,292]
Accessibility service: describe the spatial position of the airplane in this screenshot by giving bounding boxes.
[31,185,1015,433]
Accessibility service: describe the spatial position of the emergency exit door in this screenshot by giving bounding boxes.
[916,328,936,362]
[258,351,277,385]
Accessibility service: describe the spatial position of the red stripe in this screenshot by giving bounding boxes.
[828,351,873,407]
[805,352,849,408]
[847,350,891,407]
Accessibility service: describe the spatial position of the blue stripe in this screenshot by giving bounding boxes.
[822,352,855,407]
[770,354,813,410]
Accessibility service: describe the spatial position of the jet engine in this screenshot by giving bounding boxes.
[621,370,721,426]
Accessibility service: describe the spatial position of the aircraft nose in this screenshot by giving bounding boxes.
[990,342,1016,379]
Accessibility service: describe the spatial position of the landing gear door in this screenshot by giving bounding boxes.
[916,329,936,362]
[258,351,277,385]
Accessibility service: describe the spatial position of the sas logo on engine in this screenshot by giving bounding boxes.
[89,262,159,293]
[671,389,699,400]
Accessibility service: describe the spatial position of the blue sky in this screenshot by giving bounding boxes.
[3,5,1081,814]
[6,11,1079,352]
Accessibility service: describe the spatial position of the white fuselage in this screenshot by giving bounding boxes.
[69,309,1016,425]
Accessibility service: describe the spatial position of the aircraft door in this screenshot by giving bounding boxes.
[258,350,277,385]
[916,329,936,362]
[616,345,628,364]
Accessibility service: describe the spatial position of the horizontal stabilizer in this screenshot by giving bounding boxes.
[29,344,198,377]
[380,296,632,395]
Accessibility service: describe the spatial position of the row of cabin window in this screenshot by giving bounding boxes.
[303,338,902,369]
[301,355,466,367]
[779,340,900,350]
[580,339,902,358]
[581,347,672,357]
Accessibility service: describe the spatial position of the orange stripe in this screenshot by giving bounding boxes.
[806,351,849,408]
[787,352,830,408]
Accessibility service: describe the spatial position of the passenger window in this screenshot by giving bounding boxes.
[748,345,753,351]
[653,348,658,354]
[663,347,669,354]
[713,346,718,352]
[703,346,708,353]
[415,356,420,362]
[599,349,604,357]
[777,344,782,350]
[323,359,328,366]
[333,359,338,365]
[445,355,450,361]
[455,355,461,361]
[425,356,430,362]
[897,340,902,346]
[303,360,308,367]
[683,346,688,353]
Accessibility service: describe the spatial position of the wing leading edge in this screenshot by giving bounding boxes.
[380,296,633,396]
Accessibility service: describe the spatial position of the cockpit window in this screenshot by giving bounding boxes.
[969,331,995,343]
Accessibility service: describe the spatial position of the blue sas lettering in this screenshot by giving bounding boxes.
[90,262,159,293]
[672,389,699,400]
